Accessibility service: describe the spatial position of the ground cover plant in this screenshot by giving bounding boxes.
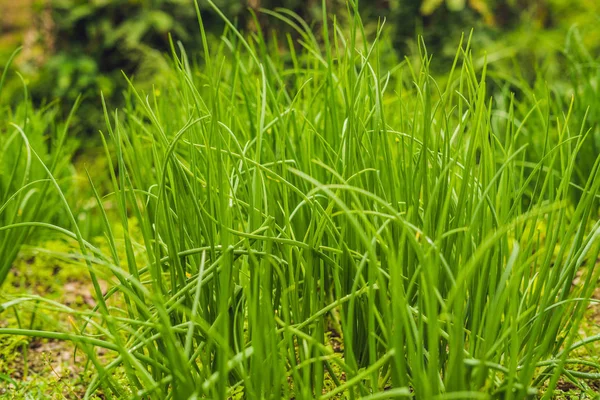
[1,1,600,398]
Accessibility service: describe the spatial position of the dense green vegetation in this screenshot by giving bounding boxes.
[3,0,599,132]
[0,48,79,288]
[1,1,600,398]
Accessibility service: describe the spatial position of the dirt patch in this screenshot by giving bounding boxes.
[0,240,112,399]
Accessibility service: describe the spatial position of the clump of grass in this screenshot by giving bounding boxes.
[2,1,600,399]
[485,24,600,202]
[0,47,79,288]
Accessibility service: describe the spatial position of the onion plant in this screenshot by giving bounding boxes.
[0,48,79,288]
[1,1,600,399]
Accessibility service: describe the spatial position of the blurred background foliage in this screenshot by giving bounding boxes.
[0,0,598,136]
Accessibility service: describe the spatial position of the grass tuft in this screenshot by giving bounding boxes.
[1,3,600,399]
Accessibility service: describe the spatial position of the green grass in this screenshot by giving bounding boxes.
[0,47,80,289]
[1,1,600,399]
